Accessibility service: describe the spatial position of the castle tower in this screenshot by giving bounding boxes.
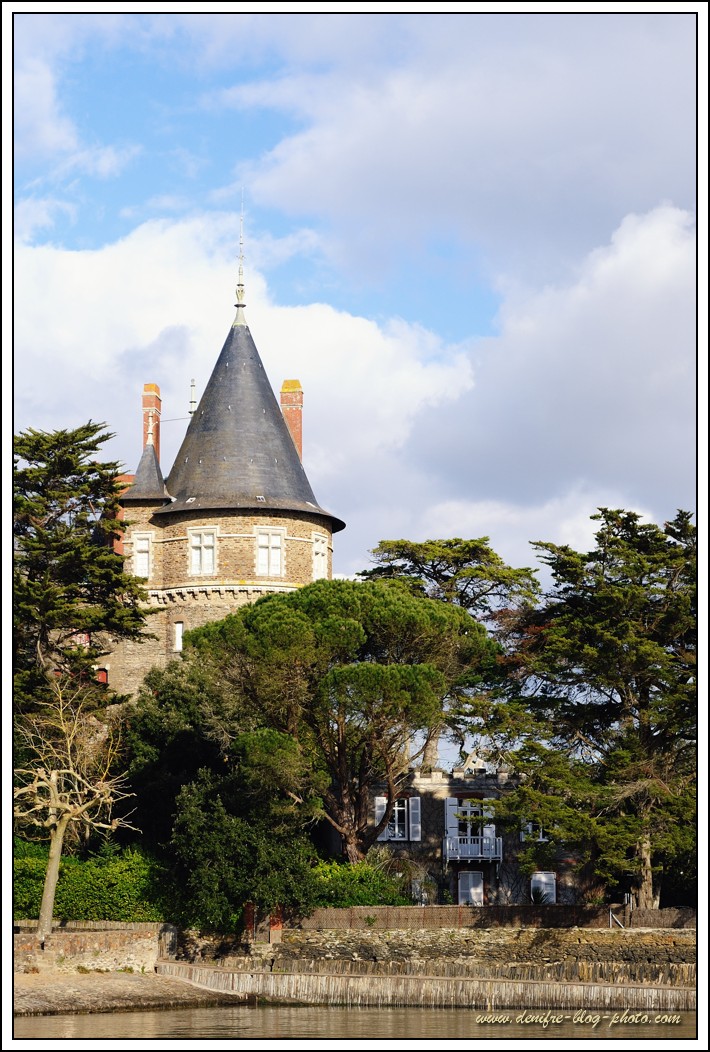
[110,248,345,696]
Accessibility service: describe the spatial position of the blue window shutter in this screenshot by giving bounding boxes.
[375,796,388,841]
[445,797,459,838]
[409,797,421,841]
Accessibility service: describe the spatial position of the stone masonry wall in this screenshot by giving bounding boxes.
[110,506,334,695]
[14,924,177,975]
[175,926,696,992]
[143,509,333,590]
[372,770,583,907]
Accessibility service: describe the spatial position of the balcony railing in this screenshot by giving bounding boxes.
[443,835,503,862]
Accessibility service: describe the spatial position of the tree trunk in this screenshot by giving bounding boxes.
[421,726,440,770]
[342,833,365,863]
[634,834,656,910]
[36,817,69,944]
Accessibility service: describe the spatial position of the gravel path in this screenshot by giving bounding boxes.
[13,971,242,1016]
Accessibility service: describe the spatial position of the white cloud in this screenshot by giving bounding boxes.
[14,197,77,243]
[13,214,474,508]
[332,205,696,574]
[412,204,695,490]
[413,490,658,579]
[217,15,696,282]
[51,144,142,180]
[14,57,78,160]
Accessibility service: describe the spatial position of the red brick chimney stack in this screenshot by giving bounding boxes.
[280,380,303,461]
[142,383,162,463]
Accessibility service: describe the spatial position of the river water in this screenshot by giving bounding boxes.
[13,1005,698,1044]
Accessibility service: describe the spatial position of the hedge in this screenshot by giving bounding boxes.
[13,847,167,922]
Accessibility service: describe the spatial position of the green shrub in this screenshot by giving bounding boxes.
[13,856,50,918]
[310,860,411,907]
[13,845,168,922]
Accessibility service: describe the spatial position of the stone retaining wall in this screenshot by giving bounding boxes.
[179,926,696,991]
[156,959,696,1012]
[14,924,177,975]
[277,926,697,965]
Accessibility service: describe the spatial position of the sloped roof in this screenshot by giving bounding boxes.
[155,320,345,532]
[121,440,168,502]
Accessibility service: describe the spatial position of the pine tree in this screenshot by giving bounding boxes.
[503,509,697,908]
[13,421,149,708]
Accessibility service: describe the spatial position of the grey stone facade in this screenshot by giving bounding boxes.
[372,767,580,907]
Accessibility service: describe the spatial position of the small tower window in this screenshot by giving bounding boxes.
[132,534,152,579]
[174,622,184,652]
[256,529,284,576]
[189,529,217,575]
[312,533,328,580]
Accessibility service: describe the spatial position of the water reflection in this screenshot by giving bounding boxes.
[13,1005,697,1042]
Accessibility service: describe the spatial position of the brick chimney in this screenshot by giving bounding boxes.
[280,379,303,461]
[142,383,162,463]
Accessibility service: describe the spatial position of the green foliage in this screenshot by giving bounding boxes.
[363,537,539,617]
[124,658,328,928]
[13,845,167,922]
[525,509,696,749]
[310,860,411,907]
[185,579,494,860]
[500,508,697,907]
[13,857,49,919]
[13,421,149,708]
[125,663,323,849]
[168,770,320,931]
[124,663,228,846]
[361,537,539,763]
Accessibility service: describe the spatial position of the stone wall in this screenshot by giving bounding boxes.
[14,920,696,1006]
[628,909,696,929]
[110,507,334,695]
[125,508,333,591]
[159,928,696,1010]
[13,923,177,975]
[157,957,696,1011]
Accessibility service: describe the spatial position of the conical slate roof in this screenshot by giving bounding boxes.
[122,440,168,502]
[155,318,345,532]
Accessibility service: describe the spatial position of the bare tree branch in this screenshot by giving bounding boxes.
[13,679,138,942]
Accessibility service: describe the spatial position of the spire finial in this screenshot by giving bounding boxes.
[189,378,197,416]
[234,192,246,326]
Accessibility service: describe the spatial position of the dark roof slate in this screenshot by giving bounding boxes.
[155,321,345,532]
[122,441,168,502]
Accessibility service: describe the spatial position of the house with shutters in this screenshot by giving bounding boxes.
[105,250,345,697]
[372,762,577,907]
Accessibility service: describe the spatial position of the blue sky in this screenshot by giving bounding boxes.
[10,8,701,578]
